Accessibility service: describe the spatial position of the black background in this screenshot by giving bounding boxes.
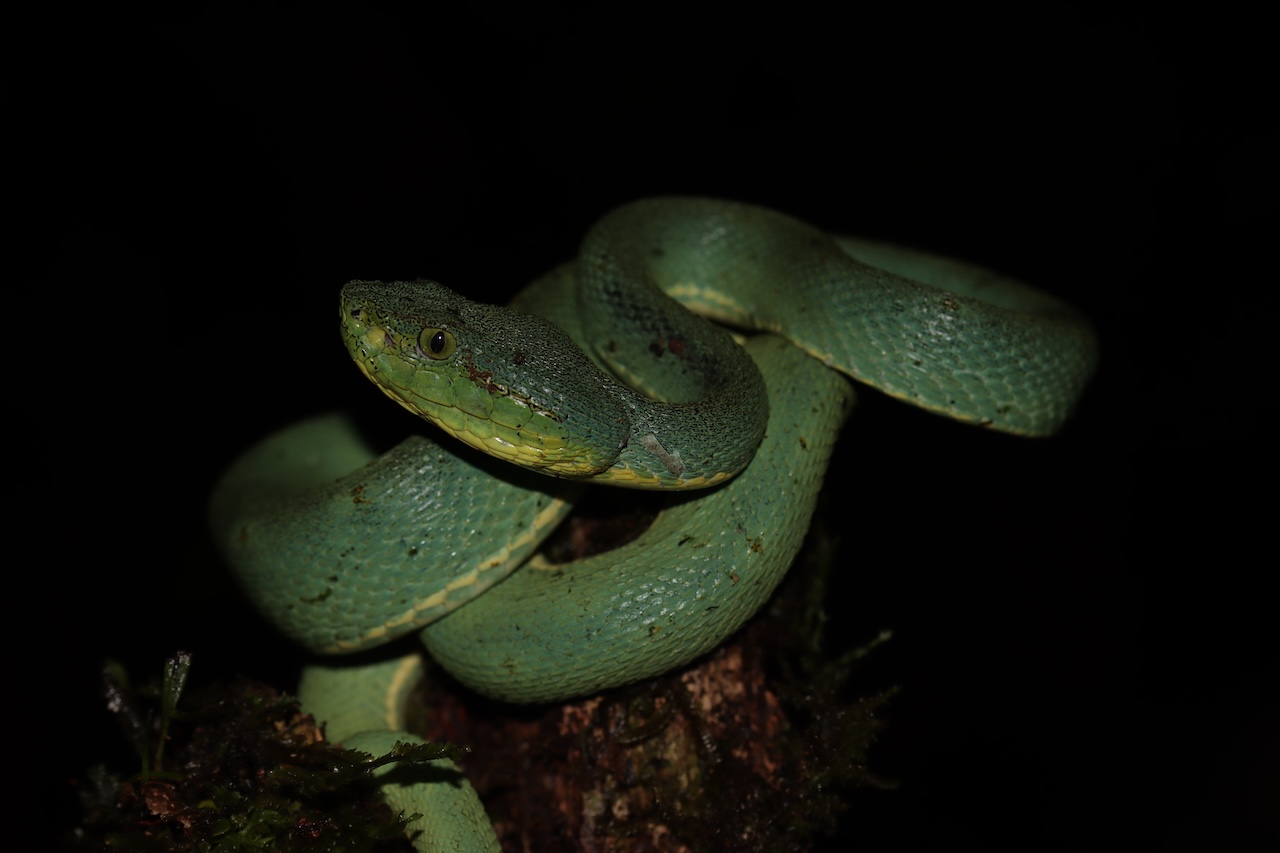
[34,5,1274,849]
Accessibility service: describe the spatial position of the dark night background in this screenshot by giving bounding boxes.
[33,5,1273,849]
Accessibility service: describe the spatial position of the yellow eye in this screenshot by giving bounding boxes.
[418,328,456,360]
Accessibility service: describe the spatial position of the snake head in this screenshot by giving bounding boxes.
[340,279,630,478]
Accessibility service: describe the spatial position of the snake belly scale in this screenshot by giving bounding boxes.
[209,197,1097,851]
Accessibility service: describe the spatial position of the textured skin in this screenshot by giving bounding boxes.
[208,414,583,653]
[209,197,1097,851]
[419,332,853,703]
[339,269,767,489]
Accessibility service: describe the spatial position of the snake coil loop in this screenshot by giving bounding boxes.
[210,197,1097,852]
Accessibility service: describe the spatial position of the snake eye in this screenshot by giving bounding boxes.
[418,328,456,360]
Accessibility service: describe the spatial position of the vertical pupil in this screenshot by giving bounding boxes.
[430,331,446,353]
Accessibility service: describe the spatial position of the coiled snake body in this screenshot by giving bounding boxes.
[210,198,1097,851]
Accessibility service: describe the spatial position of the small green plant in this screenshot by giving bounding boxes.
[76,653,462,852]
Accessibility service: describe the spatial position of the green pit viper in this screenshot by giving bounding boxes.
[209,197,1097,851]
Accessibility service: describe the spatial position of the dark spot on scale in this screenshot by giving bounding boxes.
[513,351,526,365]
[649,341,665,357]
[302,588,333,604]
[463,355,502,393]
[650,246,665,257]
[667,337,686,356]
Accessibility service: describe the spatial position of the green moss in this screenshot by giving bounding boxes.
[74,654,462,852]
